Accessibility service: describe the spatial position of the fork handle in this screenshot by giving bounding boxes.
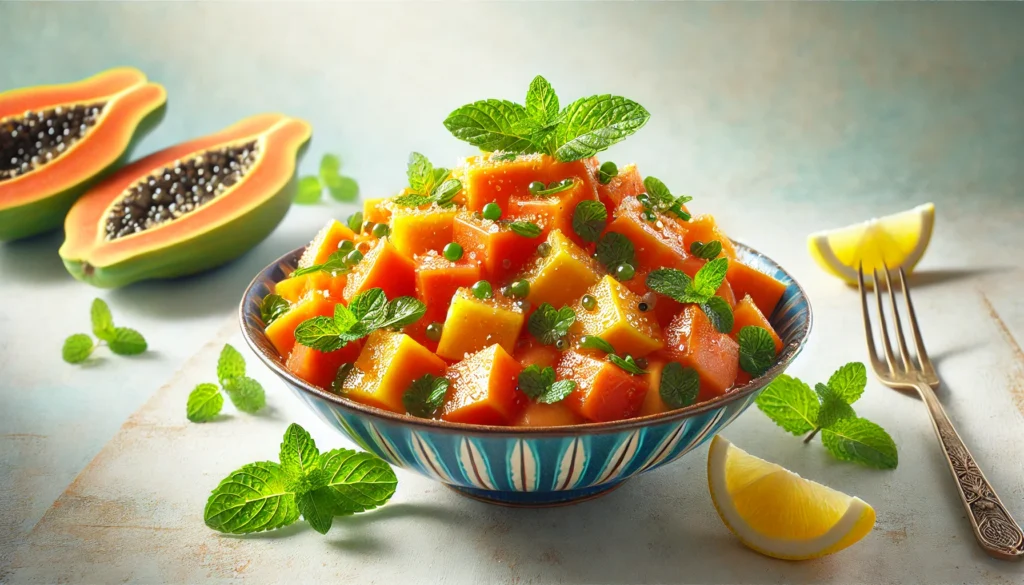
[916,382,1024,560]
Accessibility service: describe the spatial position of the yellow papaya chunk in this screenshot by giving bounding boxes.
[341,330,447,414]
[436,288,525,360]
[389,205,457,258]
[520,229,604,309]
[571,275,664,357]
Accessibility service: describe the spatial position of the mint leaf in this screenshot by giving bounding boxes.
[608,354,646,375]
[596,231,635,272]
[392,192,433,207]
[816,383,856,429]
[187,383,224,423]
[827,362,867,404]
[578,335,616,354]
[509,220,542,238]
[406,152,433,193]
[333,303,358,333]
[319,448,398,515]
[518,365,575,404]
[701,296,734,334]
[296,487,338,535]
[295,317,346,352]
[597,161,618,184]
[403,374,449,418]
[692,257,729,299]
[755,374,819,435]
[292,249,358,277]
[108,327,147,355]
[528,303,576,346]
[331,363,354,394]
[643,176,672,203]
[444,99,535,153]
[327,176,359,202]
[553,94,650,162]
[432,179,462,207]
[645,268,698,303]
[62,333,94,364]
[204,461,299,534]
[738,326,777,377]
[690,240,722,260]
[280,423,321,476]
[526,75,559,126]
[379,296,427,329]
[224,376,266,414]
[642,176,692,220]
[349,288,388,324]
[546,380,577,403]
[261,294,290,326]
[295,176,323,204]
[659,362,700,409]
[217,344,246,384]
[320,153,342,183]
[572,199,607,243]
[821,417,898,469]
[90,298,115,341]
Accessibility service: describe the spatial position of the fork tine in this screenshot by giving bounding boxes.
[882,263,915,372]
[872,268,899,373]
[857,264,887,373]
[898,267,935,376]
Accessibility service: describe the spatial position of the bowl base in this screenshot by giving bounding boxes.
[444,480,627,508]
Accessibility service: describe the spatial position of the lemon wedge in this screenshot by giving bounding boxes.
[808,202,934,285]
[707,435,876,560]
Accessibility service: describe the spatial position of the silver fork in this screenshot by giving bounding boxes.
[858,264,1024,561]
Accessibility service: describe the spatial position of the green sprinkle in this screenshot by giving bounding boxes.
[338,239,355,252]
[372,223,390,238]
[362,221,375,234]
[510,279,530,298]
[425,322,444,342]
[581,294,597,311]
[344,250,364,265]
[615,263,635,281]
[443,242,463,261]
[536,242,552,257]
[482,202,502,221]
[528,181,545,194]
[346,211,363,233]
[471,280,493,300]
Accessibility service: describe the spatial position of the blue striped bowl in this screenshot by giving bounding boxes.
[240,242,812,506]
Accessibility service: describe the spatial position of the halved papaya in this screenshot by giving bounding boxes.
[59,113,311,287]
[0,67,166,241]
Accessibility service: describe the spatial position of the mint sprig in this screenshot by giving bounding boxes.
[508,220,542,238]
[62,298,148,364]
[645,259,734,333]
[527,303,576,346]
[296,153,359,204]
[577,336,647,376]
[291,248,361,278]
[518,365,576,404]
[204,423,397,535]
[756,363,898,469]
[595,231,635,273]
[572,199,607,243]
[261,294,290,326]
[393,152,462,208]
[659,362,700,409]
[294,288,426,352]
[689,240,722,260]
[186,344,266,422]
[738,325,777,377]
[444,75,650,162]
[403,374,449,418]
[641,176,692,222]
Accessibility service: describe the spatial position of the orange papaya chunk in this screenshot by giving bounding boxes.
[436,288,525,360]
[571,275,664,357]
[596,163,643,214]
[520,229,604,310]
[726,260,787,317]
[660,305,739,401]
[389,205,457,258]
[606,197,696,273]
[514,401,585,427]
[363,197,393,224]
[286,341,362,389]
[342,238,416,303]
[274,271,346,304]
[265,294,335,356]
[508,178,598,247]
[453,211,541,282]
[340,330,447,413]
[716,277,737,308]
[461,153,599,212]
[682,214,738,260]
[638,357,672,416]
[730,294,783,354]
[513,338,560,369]
[557,350,648,423]
[440,344,525,425]
[297,219,357,268]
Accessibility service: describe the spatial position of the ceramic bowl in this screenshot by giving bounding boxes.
[240,242,812,507]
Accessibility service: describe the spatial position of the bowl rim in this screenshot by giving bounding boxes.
[240,240,813,436]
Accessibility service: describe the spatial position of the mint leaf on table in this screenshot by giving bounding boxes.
[659,362,700,409]
[553,95,650,162]
[815,383,856,429]
[327,176,359,203]
[261,294,290,326]
[319,449,398,514]
[518,365,576,404]
[296,487,340,535]
[204,461,300,534]
[403,374,449,418]
[280,423,321,476]
[572,199,607,243]
[320,153,342,185]
[217,344,246,385]
[224,376,266,414]
[187,383,224,423]
[756,374,819,435]
[527,303,576,346]
[295,175,323,204]
[595,231,635,273]
[822,417,898,469]
[608,354,646,375]
[508,220,542,238]
[827,362,867,404]
[108,327,147,356]
[738,326,777,377]
[701,296,734,334]
[62,334,94,364]
[90,298,115,341]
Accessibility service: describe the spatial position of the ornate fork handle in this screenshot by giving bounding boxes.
[916,382,1024,560]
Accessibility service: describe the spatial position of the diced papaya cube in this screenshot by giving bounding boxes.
[730,295,783,354]
[363,197,393,224]
[297,220,357,268]
[557,350,648,422]
[274,271,347,304]
[639,358,671,416]
[520,229,604,309]
[343,238,416,303]
[389,205,457,258]
[660,305,739,400]
[606,197,697,273]
[440,344,524,425]
[596,163,643,214]
[513,338,560,369]
[461,153,599,212]
[726,260,787,317]
[716,278,737,308]
[436,288,525,360]
[620,267,684,328]
[508,179,598,247]
[453,212,541,281]
[414,253,482,319]
[682,214,737,259]
[286,341,362,389]
[265,295,336,357]
[514,401,585,427]
[571,275,664,357]
[340,330,447,414]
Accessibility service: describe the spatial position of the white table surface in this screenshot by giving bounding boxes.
[2,3,1023,584]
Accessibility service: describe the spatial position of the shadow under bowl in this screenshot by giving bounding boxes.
[240,242,812,507]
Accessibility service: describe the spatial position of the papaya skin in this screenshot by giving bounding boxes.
[59,114,311,288]
[0,68,167,241]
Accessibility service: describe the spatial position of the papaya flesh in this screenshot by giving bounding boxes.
[0,67,167,241]
[59,113,311,288]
